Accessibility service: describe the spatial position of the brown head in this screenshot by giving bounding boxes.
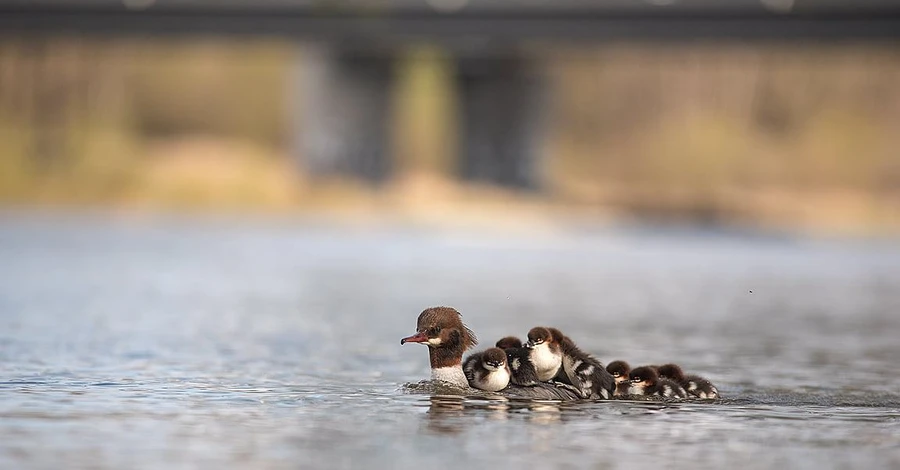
[495,336,523,350]
[656,363,686,382]
[547,327,588,355]
[629,366,660,388]
[525,326,556,348]
[547,327,569,342]
[481,347,508,371]
[400,306,478,368]
[606,360,631,384]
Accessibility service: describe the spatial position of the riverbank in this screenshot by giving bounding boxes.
[2,142,898,239]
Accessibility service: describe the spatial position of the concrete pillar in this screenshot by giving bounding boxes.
[456,55,548,191]
[293,45,393,183]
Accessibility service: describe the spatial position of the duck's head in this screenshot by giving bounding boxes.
[656,363,686,382]
[606,360,632,384]
[401,307,477,369]
[495,336,523,350]
[628,366,659,388]
[524,326,556,349]
[481,347,508,371]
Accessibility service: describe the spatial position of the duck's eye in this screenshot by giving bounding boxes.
[430,326,441,335]
[613,372,620,377]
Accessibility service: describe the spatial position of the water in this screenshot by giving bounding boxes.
[1,212,899,469]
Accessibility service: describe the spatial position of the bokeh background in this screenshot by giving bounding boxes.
[2,1,898,235]
[2,2,900,469]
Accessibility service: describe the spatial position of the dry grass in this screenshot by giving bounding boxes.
[1,38,899,235]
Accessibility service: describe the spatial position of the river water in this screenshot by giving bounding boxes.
[1,213,898,469]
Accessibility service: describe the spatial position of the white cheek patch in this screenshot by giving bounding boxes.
[511,358,521,371]
[427,337,443,346]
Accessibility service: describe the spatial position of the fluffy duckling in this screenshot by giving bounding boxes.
[626,365,687,399]
[495,336,540,386]
[462,347,511,392]
[606,360,631,385]
[656,363,719,399]
[526,327,615,399]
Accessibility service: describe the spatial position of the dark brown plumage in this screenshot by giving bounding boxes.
[497,336,539,386]
[627,365,687,399]
[401,307,581,400]
[495,336,523,350]
[656,363,719,399]
[400,306,477,369]
[606,360,631,384]
[463,347,510,392]
[527,326,615,399]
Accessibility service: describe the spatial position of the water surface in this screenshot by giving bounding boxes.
[1,213,899,469]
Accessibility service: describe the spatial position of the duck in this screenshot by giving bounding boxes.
[462,347,510,392]
[524,327,563,382]
[625,365,687,399]
[606,360,631,385]
[400,307,583,400]
[495,336,539,386]
[495,336,523,350]
[655,363,719,399]
[525,327,616,399]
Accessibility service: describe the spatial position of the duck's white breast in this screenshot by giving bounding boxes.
[432,366,469,388]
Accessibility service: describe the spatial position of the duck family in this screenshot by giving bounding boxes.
[401,306,719,401]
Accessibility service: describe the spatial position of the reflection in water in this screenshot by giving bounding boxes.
[420,387,725,434]
[424,395,514,434]
[425,396,467,434]
[526,402,562,425]
[423,394,610,431]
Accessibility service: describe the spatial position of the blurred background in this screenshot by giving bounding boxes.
[1,0,898,234]
[3,2,900,469]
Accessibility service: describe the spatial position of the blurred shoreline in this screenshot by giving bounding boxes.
[2,165,897,239]
[1,39,898,237]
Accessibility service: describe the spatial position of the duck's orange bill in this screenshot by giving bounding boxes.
[400,331,428,344]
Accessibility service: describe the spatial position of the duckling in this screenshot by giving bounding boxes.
[495,336,540,386]
[524,327,563,382]
[495,336,523,350]
[606,360,631,385]
[526,327,615,399]
[462,347,510,392]
[626,365,687,399]
[656,363,719,399]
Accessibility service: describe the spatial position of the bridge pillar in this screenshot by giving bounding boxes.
[293,46,548,190]
[456,55,548,191]
[293,45,393,183]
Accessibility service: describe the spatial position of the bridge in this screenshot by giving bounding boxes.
[4,0,899,189]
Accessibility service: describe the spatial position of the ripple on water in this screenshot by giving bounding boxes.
[2,216,900,469]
